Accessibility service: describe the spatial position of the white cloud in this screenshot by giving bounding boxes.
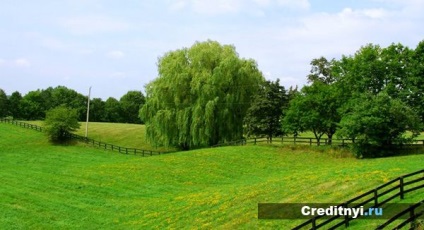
[169,0,310,15]
[190,0,242,15]
[169,0,187,11]
[362,8,387,19]
[62,16,130,35]
[110,72,126,79]
[106,51,125,59]
[14,58,31,68]
[277,0,310,10]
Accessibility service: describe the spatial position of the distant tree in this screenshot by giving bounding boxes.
[307,57,336,84]
[8,91,23,119]
[407,40,424,122]
[104,97,121,122]
[120,91,145,124]
[140,40,264,149]
[283,82,343,144]
[337,92,421,157]
[89,98,106,122]
[50,86,87,120]
[21,90,45,120]
[244,79,287,142]
[44,106,81,142]
[0,89,8,118]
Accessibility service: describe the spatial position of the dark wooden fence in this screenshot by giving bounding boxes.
[0,118,44,132]
[213,136,424,148]
[248,136,354,146]
[377,199,424,230]
[0,118,171,156]
[293,169,424,230]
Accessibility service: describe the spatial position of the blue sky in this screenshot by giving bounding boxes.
[1,0,423,99]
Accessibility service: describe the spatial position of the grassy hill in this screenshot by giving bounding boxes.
[25,121,175,152]
[1,122,423,229]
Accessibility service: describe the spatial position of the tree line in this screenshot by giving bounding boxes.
[2,39,423,157]
[282,41,424,157]
[140,40,424,157]
[0,86,145,124]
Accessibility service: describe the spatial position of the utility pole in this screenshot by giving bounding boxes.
[85,86,91,138]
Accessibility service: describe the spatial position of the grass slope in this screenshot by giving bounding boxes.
[1,123,423,229]
[25,121,174,152]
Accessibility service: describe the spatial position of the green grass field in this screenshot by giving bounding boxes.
[1,122,423,229]
[25,121,175,152]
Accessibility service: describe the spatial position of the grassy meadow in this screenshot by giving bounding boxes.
[1,122,423,229]
[25,121,175,152]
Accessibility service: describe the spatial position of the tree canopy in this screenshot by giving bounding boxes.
[120,91,145,124]
[140,40,264,149]
[44,106,81,142]
[0,89,8,118]
[244,79,287,142]
[337,92,421,157]
[0,86,145,124]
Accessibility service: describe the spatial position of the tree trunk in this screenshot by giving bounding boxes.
[327,133,333,145]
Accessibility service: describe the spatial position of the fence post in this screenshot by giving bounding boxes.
[254,138,256,145]
[400,177,404,199]
[294,136,296,145]
[142,150,145,157]
[343,203,350,227]
[309,138,312,146]
[374,189,378,206]
[410,206,416,230]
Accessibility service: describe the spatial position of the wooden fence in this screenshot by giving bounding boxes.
[377,199,424,229]
[213,136,424,148]
[0,118,171,156]
[293,169,424,230]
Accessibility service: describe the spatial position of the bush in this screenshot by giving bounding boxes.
[44,106,81,142]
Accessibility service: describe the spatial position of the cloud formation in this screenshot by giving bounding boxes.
[14,58,31,68]
[61,16,130,35]
[106,51,125,59]
[0,0,423,99]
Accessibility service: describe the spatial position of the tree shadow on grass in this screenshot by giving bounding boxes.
[49,138,79,146]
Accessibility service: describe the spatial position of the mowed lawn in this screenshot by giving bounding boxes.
[25,121,175,152]
[0,123,423,229]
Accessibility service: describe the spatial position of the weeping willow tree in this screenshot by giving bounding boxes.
[140,40,264,150]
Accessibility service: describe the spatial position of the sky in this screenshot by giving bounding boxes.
[1,0,423,100]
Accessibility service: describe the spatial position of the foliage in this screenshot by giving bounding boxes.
[104,97,121,122]
[8,91,23,119]
[244,79,287,142]
[407,40,424,121]
[21,90,45,120]
[44,106,81,142]
[307,56,336,84]
[89,98,106,122]
[140,40,264,149]
[337,92,422,157]
[283,81,344,144]
[4,85,144,124]
[0,89,8,117]
[119,90,145,124]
